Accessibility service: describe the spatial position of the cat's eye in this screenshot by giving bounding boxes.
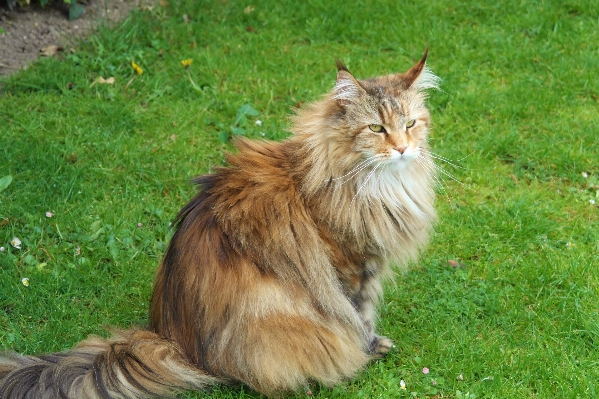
[369,124,386,133]
[406,119,416,128]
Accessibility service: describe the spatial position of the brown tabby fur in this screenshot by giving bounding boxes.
[0,51,440,398]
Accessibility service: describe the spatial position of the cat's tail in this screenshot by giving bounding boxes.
[0,329,218,399]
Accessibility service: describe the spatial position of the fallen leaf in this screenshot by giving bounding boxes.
[448,259,461,267]
[89,76,115,88]
[39,45,63,57]
[0,175,12,192]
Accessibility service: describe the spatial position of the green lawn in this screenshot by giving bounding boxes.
[1,0,599,398]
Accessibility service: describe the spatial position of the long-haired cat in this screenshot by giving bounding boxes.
[0,50,440,398]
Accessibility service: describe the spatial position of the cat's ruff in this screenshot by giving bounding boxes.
[0,51,439,398]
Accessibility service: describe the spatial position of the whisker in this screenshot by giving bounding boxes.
[419,157,474,192]
[416,158,454,202]
[376,163,386,181]
[423,152,467,171]
[425,165,455,204]
[350,164,381,207]
[420,149,474,170]
[419,156,460,183]
[332,155,381,180]
[451,151,475,163]
[371,164,388,204]
[332,156,381,185]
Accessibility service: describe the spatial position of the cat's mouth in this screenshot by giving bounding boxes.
[389,148,419,165]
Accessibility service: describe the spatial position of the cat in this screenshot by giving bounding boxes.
[0,49,440,398]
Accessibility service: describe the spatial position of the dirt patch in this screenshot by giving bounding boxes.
[0,0,148,76]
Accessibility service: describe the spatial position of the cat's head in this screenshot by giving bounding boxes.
[326,49,439,170]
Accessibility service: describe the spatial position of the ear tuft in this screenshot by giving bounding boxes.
[412,66,441,91]
[332,62,364,105]
[335,59,349,72]
[403,48,441,91]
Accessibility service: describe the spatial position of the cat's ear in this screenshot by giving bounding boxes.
[402,48,440,91]
[332,60,365,105]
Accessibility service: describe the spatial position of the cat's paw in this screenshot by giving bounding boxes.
[369,335,394,358]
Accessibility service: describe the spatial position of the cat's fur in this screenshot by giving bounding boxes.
[0,51,439,398]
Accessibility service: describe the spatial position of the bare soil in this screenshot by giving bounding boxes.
[0,0,146,75]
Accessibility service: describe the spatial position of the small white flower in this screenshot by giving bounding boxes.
[46,211,54,218]
[260,131,265,137]
[457,374,464,381]
[566,242,575,249]
[0,246,4,252]
[255,120,262,126]
[591,199,596,205]
[400,380,406,390]
[137,222,143,227]
[21,277,29,287]
[75,246,81,256]
[582,172,589,178]
[10,237,22,249]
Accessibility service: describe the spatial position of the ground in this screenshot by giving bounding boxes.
[0,0,144,75]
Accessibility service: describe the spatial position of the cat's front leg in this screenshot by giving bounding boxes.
[369,335,394,358]
[351,267,394,358]
[362,298,394,358]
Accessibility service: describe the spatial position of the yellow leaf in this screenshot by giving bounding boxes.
[39,45,63,57]
[131,61,143,75]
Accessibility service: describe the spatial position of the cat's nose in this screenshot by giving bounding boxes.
[395,146,408,154]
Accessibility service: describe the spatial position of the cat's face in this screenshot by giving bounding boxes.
[330,52,439,171]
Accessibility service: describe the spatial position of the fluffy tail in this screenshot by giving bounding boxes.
[0,329,218,399]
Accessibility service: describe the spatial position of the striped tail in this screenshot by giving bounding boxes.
[0,329,218,399]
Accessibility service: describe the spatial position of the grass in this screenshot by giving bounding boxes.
[1,0,599,397]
